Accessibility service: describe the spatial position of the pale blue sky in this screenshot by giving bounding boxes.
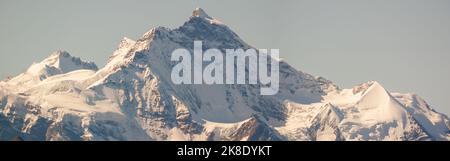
[1,0,449,115]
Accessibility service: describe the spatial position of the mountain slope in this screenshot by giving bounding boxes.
[0,8,449,141]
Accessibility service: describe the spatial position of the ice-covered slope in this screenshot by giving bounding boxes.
[0,8,449,141]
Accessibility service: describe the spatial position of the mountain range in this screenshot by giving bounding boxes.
[0,8,449,141]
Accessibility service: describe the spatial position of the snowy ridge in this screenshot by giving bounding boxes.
[6,50,98,89]
[0,8,449,141]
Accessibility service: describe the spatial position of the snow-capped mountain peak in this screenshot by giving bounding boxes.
[25,50,97,74]
[192,7,211,19]
[6,50,97,88]
[189,7,225,26]
[46,50,97,73]
[354,81,408,127]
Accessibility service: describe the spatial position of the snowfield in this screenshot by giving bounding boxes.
[0,8,449,141]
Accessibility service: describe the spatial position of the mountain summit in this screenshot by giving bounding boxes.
[192,8,211,19]
[5,50,97,89]
[0,8,449,141]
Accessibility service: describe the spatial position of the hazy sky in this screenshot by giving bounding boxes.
[1,0,449,115]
